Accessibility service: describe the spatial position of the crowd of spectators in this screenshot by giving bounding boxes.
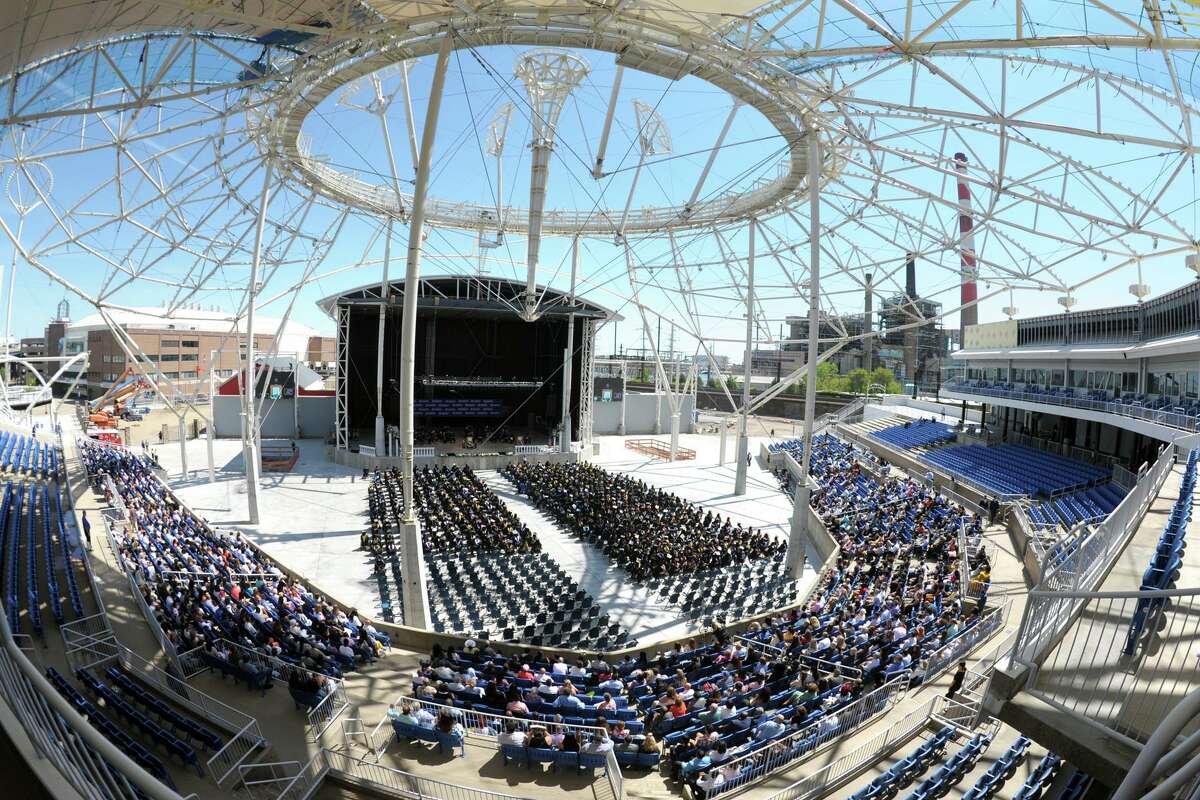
[366,465,540,558]
[80,440,389,680]
[405,434,990,792]
[501,462,784,580]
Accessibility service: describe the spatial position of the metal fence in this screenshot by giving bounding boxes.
[104,515,187,677]
[1014,445,1175,666]
[605,747,623,800]
[179,637,347,744]
[1025,587,1200,743]
[944,380,1200,433]
[378,695,609,752]
[705,674,910,798]
[0,583,184,800]
[63,632,268,786]
[921,600,1009,687]
[307,679,351,742]
[761,695,937,800]
[321,749,549,800]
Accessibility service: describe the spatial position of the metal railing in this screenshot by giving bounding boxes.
[307,679,350,742]
[180,637,348,741]
[63,632,268,786]
[0,579,185,799]
[944,380,1200,434]
[1025,587,1200,743]
[321,749,547,800]
[920,600,1009,687]
[102,510,187,677]
[380,695,608,751]
[240,760,305,800]
[1013,444,1175,666]
[762,695,937,800]
[705,674,910,797]
[605,747,624,800]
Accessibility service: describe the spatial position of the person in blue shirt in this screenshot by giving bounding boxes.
[754,715,788,741]
[554,692,585,710]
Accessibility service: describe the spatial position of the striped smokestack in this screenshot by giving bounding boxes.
[953,152,978,342]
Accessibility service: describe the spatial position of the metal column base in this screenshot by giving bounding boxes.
[399,519,431,630]
[786,484,812,579]
[733,433,749,494]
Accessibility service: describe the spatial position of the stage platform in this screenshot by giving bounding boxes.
[152,431,812,648]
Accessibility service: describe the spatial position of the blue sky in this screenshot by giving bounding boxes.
[4,35,1200,360]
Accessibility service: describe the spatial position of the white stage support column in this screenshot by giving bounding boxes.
[788,125,822,580]
[560,236,578,453]
[178,416,188,479]
[375,220,392,455]
[719,420,727,465]
[396,34,451,628]
[241,160,273,525]
[669,411,680,460]
[206,350,216,483]
[734,219,756,495]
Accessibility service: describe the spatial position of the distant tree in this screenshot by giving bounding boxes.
[869,366,902,394]
[847,368,870,395]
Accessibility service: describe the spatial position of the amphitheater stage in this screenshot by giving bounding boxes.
[153,431,814,648]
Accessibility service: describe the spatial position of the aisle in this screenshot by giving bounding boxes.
[479,470,695,647]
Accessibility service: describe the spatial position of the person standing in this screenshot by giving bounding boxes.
[81,510,92,549]
[946,661,968,699]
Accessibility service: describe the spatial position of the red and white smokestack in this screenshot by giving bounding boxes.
[953,152,979,337]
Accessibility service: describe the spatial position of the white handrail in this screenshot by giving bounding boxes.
[762,696,937,800]
[704,674,910,797]
[1013,444,1175,667]
[0,581,184,799]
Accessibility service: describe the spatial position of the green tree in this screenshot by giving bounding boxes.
[868,367,902,394]
[847,368,869,395]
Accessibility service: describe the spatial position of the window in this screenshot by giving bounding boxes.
[1070,370,1086,389]
[180,353,198,362]
[161,339,179,348]
[181,340,199,348]
[147,354,160,362]
[160,354,179,362]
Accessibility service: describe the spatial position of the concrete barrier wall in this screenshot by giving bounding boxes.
[691,389,848,420]
[593,393,696,435]
[327,446,583,471]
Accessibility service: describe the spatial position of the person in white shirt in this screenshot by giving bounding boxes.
[498,722,526,745]
[551,657,569,675]
[697,770,726,796]
[581,732,614,753]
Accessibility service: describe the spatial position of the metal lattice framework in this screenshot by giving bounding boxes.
[0,0,1198,630]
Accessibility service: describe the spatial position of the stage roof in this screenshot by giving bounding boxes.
[316,275,618,322]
